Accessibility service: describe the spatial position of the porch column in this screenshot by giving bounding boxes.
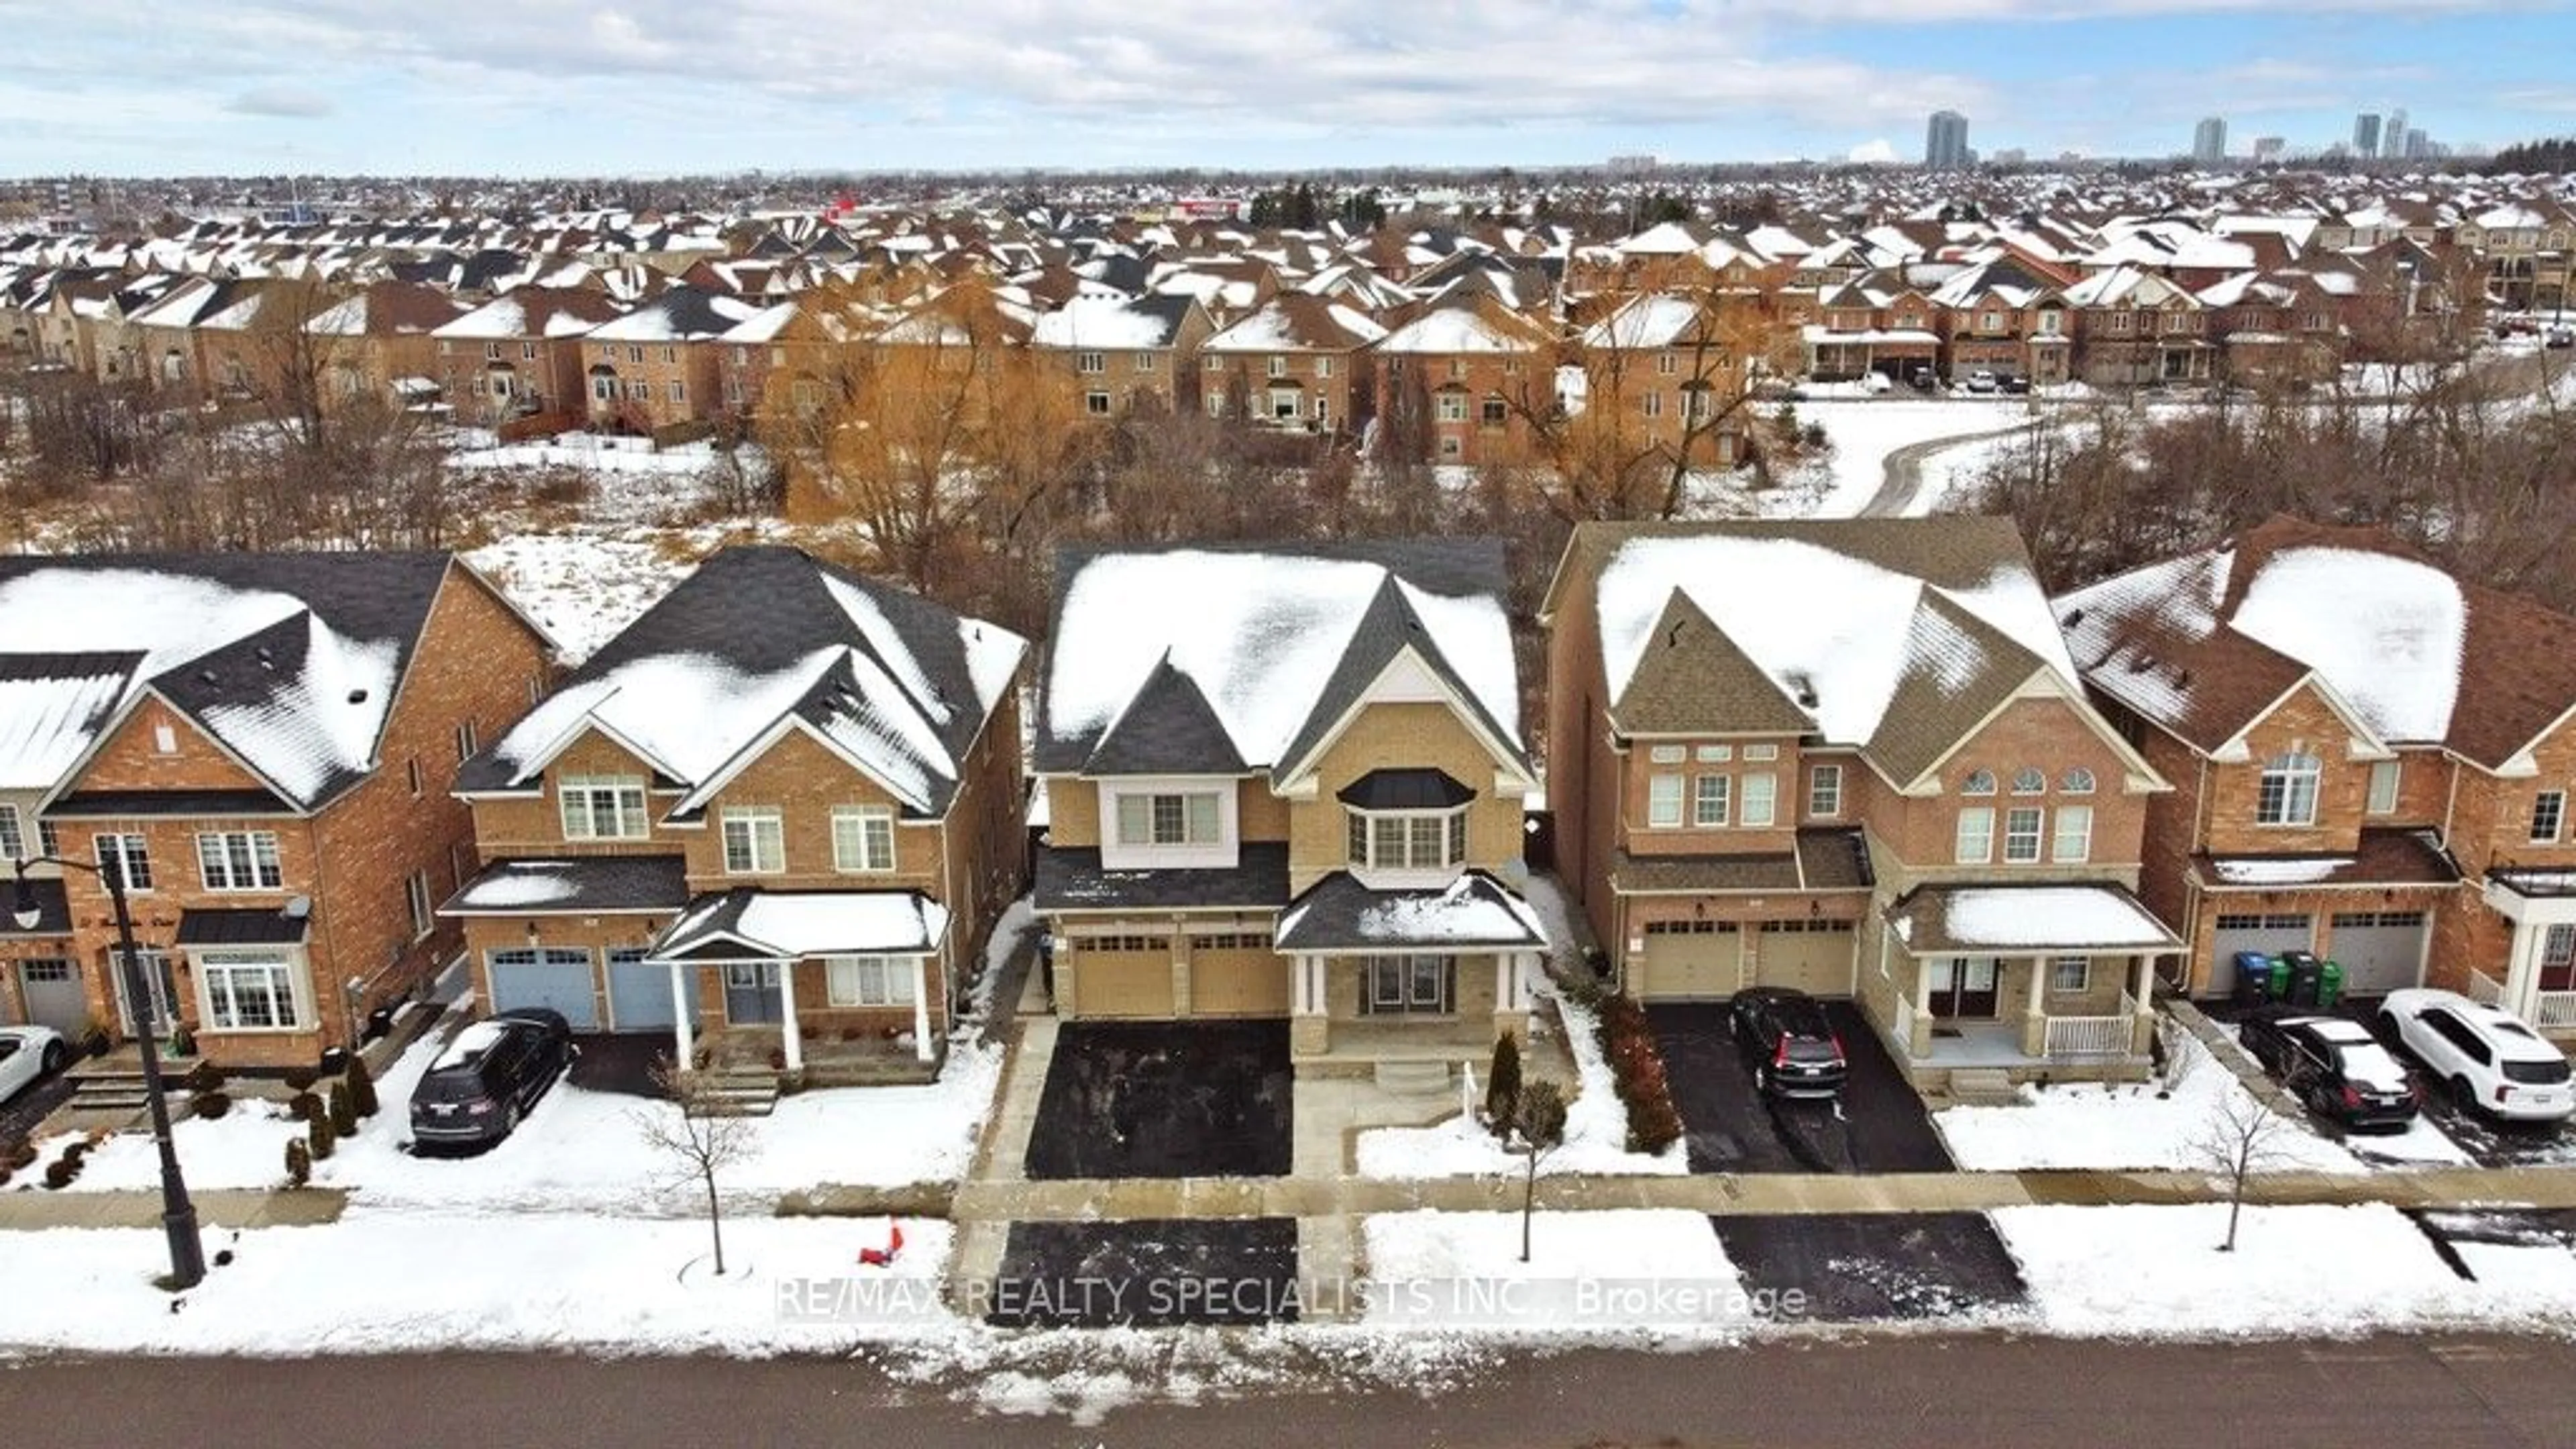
[1290,953,1329,1057]
[2132,952,2161,1057]
[2504,914,2545,1016]
[777,959,802,1072]
[1492,951,1528,1045]
[912,955,934,1062]
[1911,953,1936,1060]
[668,959,694,1072]
[2020,957,2047,1057]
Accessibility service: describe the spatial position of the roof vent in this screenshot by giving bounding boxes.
[199,669,217,683]
[2061,607,2085,627]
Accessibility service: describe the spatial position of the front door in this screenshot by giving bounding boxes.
[112,949,179,1038]
[724,963,784,1024]
[1928,957,2000,1019]
[2539,924,2576,994]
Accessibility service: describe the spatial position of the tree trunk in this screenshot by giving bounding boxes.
[1521,1151,1538,1264]
[704,1167,727,1275]
[2222,1188,2242,1253]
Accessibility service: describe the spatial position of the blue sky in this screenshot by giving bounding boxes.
[1,1,2569,176]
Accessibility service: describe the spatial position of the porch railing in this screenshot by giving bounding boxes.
[2468,970,2507,1008]
[2535,990,2576,1031]
[2043,994,2139,1058]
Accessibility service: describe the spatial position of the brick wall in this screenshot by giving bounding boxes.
[2200,684,2369,856]
[1289,700,1524,896]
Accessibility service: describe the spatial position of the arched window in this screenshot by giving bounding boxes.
[2061,767,2097,795]
[2257,753,2322,826]
[2011,767,2047,795]
[1962,769,1996,796]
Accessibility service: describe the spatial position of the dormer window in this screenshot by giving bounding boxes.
[1339,768,1474,881]
[1116,791,1220,847]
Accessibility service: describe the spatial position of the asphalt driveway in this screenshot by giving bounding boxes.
[1649,1002,1953,1175]
[566,1034,673,1098]
[1024,1022,1293,1180]
[987,1218,1301,1328]
[1715,1212,2029,1322]
[0,1073,76,1157]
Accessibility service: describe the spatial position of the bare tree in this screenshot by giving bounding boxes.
[1510,1078,1568,1264]
[2194,1088,2297,1253]
[635,1059,758,1276]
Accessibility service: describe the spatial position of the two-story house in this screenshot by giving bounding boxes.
[2061,266,2212,386]
[1373,291,1561,468]
[301,280,468,414]
[2056,517,2576,1035]
[1029,294,1214,421]
[1927,256,2073,386]
[581,284,766,434]
[1031,541,1543,1071]
[1572,290,1772,470]
[1542,520,2178,1088]
[0,553,550,1068]
[431,286,627,429]
[445,546,1027,1083]
[1199,293,1386,441]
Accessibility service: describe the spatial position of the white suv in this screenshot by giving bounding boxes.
[2377,989,2575,1122]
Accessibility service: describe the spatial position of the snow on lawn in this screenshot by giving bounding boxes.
[1362,1210,1752,1332]
[56,1101,305,1193]
[0,1214,955,1356]
[1996,1204,2576,1337]
[1352,875,1686,1180]
[1933,1029,2365,1173]
[1764,399,2041,519]
[465,531,692,665]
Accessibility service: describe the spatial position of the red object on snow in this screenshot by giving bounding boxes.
[857,1220,905,1267]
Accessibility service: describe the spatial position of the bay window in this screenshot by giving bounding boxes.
[200,950,299,1030]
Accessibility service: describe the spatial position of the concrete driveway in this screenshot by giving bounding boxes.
[1649,1002,1953,1175]
[1023,1022,1293,1181]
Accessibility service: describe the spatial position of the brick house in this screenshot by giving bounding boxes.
[1542,520,2178,1088]
[2056,517,2576,1036]
[1029,294,1214,421]
[1031,541,1543,1071]
[1199,293,1386,441]
[1927,257,2074,386]
[2061,266,2213,386]
[431,286,627,429]
[580,284,766,434]
[301,280,468,414]
[1801,272,1941,384]
[445,547,1028,1083]
[0,553,551,1069]
[1574,290,1776,470]
[1373,292,1561,468]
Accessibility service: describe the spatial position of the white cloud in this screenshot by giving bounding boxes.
[1848,138,1900,164]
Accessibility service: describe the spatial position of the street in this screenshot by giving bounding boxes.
[6,1334,2575,1446]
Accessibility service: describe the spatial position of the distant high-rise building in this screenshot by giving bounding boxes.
[2252,136,2286,162]
[2193,117,2228,165]
[2384,107,2410,158]
[1925,110,1972,170]
[2354,113,2383,156]
[2404,127,2430,161]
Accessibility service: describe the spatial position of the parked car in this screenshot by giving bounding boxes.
[2239,1011,2418,1131]
[1906,365,1937,392]
[2546,325,2575,350]
[1998,374,2033,395]
[0,1026,68,1105]
[1862,370,1894,394]
[409,1008,577,1152]
[1729,986,1847,1099]
[2377,989,2575,1123]
[1964,369,2000,394]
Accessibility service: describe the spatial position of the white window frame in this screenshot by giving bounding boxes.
[2367,759,2402,816]
[1347,808,1468,873]
[1648,774,1685,828]
[2011,767,2046,795]
[1075,351,1104,374]
[1099,779,1236,869]
[559,774,649,841]
[2257,752,2322,827]
[2049,957,2090,994]
[195,830,283,892]
[720,806,786,875]
[2534,790,2567,845]
[2061,767,2096,795]
[1740,772,1778,828]
[197,949,303,1032]
[1808,764,1842,818]
[1743,743,1780,762]
[825,954,919,1007]
[1693,774,1730,827]
[1649,744,1687,765]
[832,805,897,873]
[0,804,21,861]
[405,870,433,941]
[2051,804,2093,864]
[2003,806,2045,864]
[1954,808,1994,865]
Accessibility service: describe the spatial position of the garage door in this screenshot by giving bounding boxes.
[606,949,678,1032]
[17,958,89,1036]
[1069,938,1175,1019]
[2209,912,2315,990]
[1190,938,1289,1017]
[2326,911,2428,995]
[486,948,598,1030]
[1754,919,1857,998]
[1635,921,1741,1000]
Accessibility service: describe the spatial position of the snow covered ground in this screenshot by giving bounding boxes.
[0,1213,953,1356]
[1764,398,2044,519]
[1362,1210,1753,1332]
[1933,1031,2368,1173]
[1996,1203,2576,1338]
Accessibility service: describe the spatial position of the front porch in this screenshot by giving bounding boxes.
[1274,870,1546,1071]
[2479,872,2576,1038]
[692,1022,944,1087]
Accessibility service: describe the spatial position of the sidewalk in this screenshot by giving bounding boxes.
[0,1187,347,1231]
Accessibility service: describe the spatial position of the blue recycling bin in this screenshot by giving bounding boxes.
[2233,951,2277,1006]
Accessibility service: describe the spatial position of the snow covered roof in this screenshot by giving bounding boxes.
[1202,294,1386,353]
[1375,297,1554,355]
[1036,540,1524,784]
[651,888,949,961]
[1029,294,1199,350]
[466,547,1024,820]
[1275,870,1545,952]
[0,553,458,810]
[1889,883,2182,955]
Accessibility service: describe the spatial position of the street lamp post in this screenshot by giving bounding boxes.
[12,853,204,1289]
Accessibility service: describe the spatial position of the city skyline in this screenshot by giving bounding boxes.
[3,3,2573,176]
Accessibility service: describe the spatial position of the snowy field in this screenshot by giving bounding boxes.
[1764,398,2044,519]
[1996,1203,2576,1338]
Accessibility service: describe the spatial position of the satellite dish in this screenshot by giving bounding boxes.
[284,896,313,920]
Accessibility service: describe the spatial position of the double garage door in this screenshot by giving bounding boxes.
[1635,919,1854,1001]
[2209,910,2428,996]
[488,948,680,1032]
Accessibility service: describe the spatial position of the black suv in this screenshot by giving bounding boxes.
[1729,986,1848,1099]
[409,1008,576,1152]
[2240,1010,2418,1132]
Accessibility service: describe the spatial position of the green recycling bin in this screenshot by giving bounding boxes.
[2267,957,2292,1002]
[2317,959,2345,1009]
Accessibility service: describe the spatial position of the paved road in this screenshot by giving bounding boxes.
[7,1336,2574,1446]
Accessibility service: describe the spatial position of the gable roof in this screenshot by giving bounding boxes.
[0,552,457,811]
[1036,540,1524,784]
[1613,592,1815,736]
[462,546,1024,818]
